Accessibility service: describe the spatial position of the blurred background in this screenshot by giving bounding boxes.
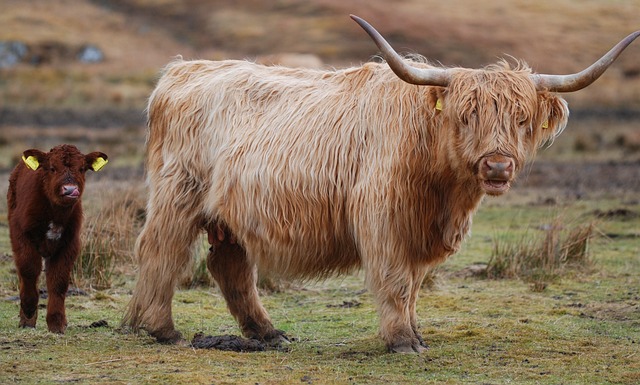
[1,0,639,177]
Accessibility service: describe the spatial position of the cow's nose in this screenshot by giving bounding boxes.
[482,157,514,180]
[61,185,80,197]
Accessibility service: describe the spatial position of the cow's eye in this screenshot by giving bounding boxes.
[49,167,56,173]
[518,116,528,127]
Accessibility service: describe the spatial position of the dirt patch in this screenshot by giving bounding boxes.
[190,333,268,352]
[517,160,640,193]
[451,263,488,279]
[0,339,38,350]
[592,208,639,220]
[4,287,88,301]
[326,300,362,308]
[80,319,109,329]
[578,302,640,322]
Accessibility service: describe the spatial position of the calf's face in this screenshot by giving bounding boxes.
[22,145,108,207]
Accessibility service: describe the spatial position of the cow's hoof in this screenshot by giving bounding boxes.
[153,329,185,345]
[264,329,291,349]
[388,340,429,354]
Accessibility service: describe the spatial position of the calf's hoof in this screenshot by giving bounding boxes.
[46,314,68,334]
[19,319,37,329]
[19,309,38,328]
[47,323,67,334]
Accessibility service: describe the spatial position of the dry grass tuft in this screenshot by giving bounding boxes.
[74,185,146,289]
[486,215,597,291]
[178,238,215,289]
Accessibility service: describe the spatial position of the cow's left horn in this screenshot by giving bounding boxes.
[351,15,451,87]
[533,30,640,92]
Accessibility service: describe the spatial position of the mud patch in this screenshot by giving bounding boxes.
[4,287,88,301]
[327,300,362,308]
[78,319,109,329]
[1,339,38,350]
[592,208,639,220]
[579,302,639,322]
[451,263,488,278]
[191,333,267,352]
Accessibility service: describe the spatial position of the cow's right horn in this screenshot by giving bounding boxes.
[351,15,451,87]
[532,30,640,92]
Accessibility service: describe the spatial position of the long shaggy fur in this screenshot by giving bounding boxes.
[123,57,569,350]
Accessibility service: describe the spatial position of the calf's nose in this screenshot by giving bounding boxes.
[61,185,80,197]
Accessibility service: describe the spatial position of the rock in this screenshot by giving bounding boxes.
[0,41,28,68]
[77,44,104,63]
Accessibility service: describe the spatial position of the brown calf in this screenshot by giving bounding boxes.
[7,144,107,333]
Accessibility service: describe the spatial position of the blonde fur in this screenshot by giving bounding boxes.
[123,57,569,351]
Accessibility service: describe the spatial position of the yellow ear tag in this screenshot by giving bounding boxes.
[435,98,443,111]
[22,155,39,171]
[542,120,549,129]
[91,157,108,171]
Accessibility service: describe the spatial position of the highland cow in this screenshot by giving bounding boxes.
[8,144,107,333]
[124,16,640,352]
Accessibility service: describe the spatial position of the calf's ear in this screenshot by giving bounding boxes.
[22,149,47,171]
[85,152,109,172]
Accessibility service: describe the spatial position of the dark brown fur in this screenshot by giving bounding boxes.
[7,144,107,333]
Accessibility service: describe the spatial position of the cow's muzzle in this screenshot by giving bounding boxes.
[479,155,515,195]
[61,184,80,199]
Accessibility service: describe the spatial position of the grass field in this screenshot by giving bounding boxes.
[1,181,638,384]
[1,1,639,383]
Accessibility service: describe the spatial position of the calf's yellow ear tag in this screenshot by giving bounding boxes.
[542,120,549,129]
[91,157,108,172]
[22,155,40,171]
[435,98,443,111]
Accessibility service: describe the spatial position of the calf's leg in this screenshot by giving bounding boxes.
[43,248,77,334]
[207,241,285,344]
[14,250,42,328]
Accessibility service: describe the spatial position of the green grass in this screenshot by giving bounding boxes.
[1,195,638,384]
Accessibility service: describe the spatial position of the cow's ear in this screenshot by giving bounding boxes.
[85,152,108,172]
[22,149,47,171]
[536,92,569,142]
[538,93,569,133]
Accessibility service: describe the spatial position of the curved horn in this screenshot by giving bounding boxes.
[351,14,451,87]
[533,30,640,92]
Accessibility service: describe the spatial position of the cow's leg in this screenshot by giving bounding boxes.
[206,241,286,344]
[123,192,201,344]
[365,259,427,353]
[44,246,77,334]
[408,267,430,350]
[14,248,42,328]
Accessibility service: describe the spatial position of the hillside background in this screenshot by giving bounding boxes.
[1,0,640,168]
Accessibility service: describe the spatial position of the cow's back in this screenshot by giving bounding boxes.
[146,60,403,277]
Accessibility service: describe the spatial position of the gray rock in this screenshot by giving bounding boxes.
[77,44,104,63]
[0,41,28,68]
